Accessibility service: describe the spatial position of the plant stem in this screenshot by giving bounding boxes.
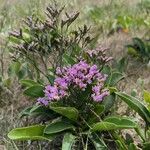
[84,132,90,150]
[89,108,101,121]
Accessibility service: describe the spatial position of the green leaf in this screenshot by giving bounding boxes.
[24,85,44,98]
[116,57,127,73]
[44,121,74,134]
[147,130,150,139]
[128,143,137,150]
[19,106,33,117]
[92,116,137,131]
[102,65,111,74]
[8,61,21,76]
[9,36,22,44]
[89,134,107,150]
[29,105,50,115]
[20,79,41,87]
[127,47,138,56]
[3,78,12,88]
[144,90,150,103]
[116,92,150,124]
[108,72,125,86]
[108,87,118,94]
[17,69,26,80]
[133,37,146,56]
[63,54,76,65]
[104,117,137,128]
[62,133,76,150]
[143,142,150,150]
[94,104,105,115]
[131,89,137,97]
[8,125,54,141]
[88,105,105,125]
[115,140,125,150]
[50,106,79,121]
[102,94,116,113]
[20,105,55,118]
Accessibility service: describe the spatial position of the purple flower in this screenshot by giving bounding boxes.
[37,60,109,105]
[92,90,109,102]
[79,82,87,90]
[92,85,101,94]
[44,85,59,100]
[56,67,62,75]
[55,77,68,89]
[92,80,109,102]
[37,97,49,106]
[59,89,67,97]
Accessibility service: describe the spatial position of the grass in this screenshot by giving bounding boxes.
[0,0,150,149]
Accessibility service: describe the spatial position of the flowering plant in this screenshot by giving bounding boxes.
[8,59,150,149]
[7,3,150,150]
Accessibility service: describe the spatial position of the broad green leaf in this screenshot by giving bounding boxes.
[24,85,44,98]
[62,133,76,150]
[44,121,74,134]
[104,117,137,128]
[8,125,54,141]
[20,79,41,87]
[92,122,117,131]
[116,92,150,124]
[144,90,150,103]
[50,106,79,121]
[92,117,137,131]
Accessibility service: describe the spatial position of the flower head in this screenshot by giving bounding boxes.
[37,60,109,105]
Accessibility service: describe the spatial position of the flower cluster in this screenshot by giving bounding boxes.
[86,46,113,63]
[38,61,109,105]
